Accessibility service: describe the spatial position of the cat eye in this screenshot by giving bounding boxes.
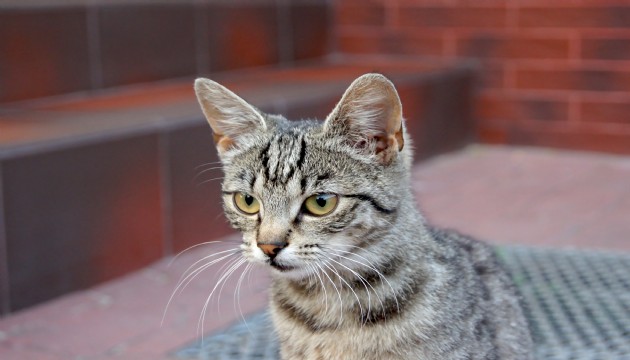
[233,192,260,214]
[303,194,338,216]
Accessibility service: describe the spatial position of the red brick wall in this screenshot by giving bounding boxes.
[334,0,630,154]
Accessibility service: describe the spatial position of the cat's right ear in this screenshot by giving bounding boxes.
[194,78,266,154]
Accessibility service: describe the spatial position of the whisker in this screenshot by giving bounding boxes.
[193,166,224,182]
[176,248,239,284]
[196,176,225,187]
[323,245,400,314]
[325,256,378,325]
[168,240,225,267]
[177,252,239,297]
[217,257,246,311]
[315,262,343,325]
[326,252,385,308]
[162,251,238,326]
[194,161,222,170]
[307,262,328,315]
[199,257,247,346]
[235,263,253,335]
[321,258,364,326]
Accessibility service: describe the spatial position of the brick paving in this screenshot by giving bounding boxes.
[414,145,630,251]
[0,145,629,359]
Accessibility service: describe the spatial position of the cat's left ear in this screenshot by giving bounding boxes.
[194,78,266,154]
[324,73,404,164]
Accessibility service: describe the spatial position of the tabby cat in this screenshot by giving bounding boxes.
[193,73,534,359]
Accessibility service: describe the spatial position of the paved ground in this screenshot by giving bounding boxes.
[1,145,629,360]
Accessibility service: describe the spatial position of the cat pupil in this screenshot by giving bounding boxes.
[244,194,254,206]
[316,196,327,207]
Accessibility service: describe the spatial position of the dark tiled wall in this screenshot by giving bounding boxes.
[166,124,233,253]
[98,4,198,87]
[205,3,281,72]
[2,135,164,311]
[0,7,91,102]
[0,0,330,104]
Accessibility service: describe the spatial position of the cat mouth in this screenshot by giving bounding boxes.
[269,260,296,272]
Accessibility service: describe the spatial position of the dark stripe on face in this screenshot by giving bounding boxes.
[300,177,308,194]
[314,173,330,188]
[296,137,307,170]
[344,194,395,214]
[259,141,272,181]
[283,140,299,183]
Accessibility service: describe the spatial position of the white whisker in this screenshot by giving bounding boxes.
[194,161,222,170]
[321,259,364,326]
[325,256,379,325]
[177,248,240,284]
[307,262,328,315]
[193,166,224,182]
[196,176,225,187]
[324,245,400,313]
[162,250,238,326]
[199,257,247,346]
[315,262,343,326]
[235,263,253,335]
[167,240,226,267]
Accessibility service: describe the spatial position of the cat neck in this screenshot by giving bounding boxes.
[270,196,440,329]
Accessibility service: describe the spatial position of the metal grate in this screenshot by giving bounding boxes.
[174,246,630,360]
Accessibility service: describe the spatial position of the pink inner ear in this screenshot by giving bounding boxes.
[216,135,235,152]
[374,136,390,154]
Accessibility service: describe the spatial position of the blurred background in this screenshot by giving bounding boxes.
[0,0,629,358]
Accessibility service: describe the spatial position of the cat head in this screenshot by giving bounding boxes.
[194,73,413,279]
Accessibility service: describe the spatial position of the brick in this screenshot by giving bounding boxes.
[479,93,570,122]
[336,3,385,26]
[398,6,507,28]
[338,32,444,56]
[581,99,630,125]
[515,68,630,92]
[478,118,630,154]
[480,65,505,89]
[518,6,630,28]
[581,37,630,60]
[456,34,569,59]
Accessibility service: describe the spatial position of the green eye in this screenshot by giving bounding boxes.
[304,194,338,216]
[233,193,260,214]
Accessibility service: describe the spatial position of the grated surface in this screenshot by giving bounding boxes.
[174,246,630,359]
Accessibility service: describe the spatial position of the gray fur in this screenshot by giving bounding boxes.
[194,74,534,360]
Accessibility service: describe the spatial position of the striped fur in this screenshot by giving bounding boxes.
[194,74,534,359]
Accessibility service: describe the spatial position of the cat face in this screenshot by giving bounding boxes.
[194,74,412,279]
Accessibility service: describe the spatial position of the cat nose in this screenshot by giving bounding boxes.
[258,242,287,259]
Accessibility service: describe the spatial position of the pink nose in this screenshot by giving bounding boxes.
[258,243,287,259]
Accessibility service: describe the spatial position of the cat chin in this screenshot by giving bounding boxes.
[269,263,310,279]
